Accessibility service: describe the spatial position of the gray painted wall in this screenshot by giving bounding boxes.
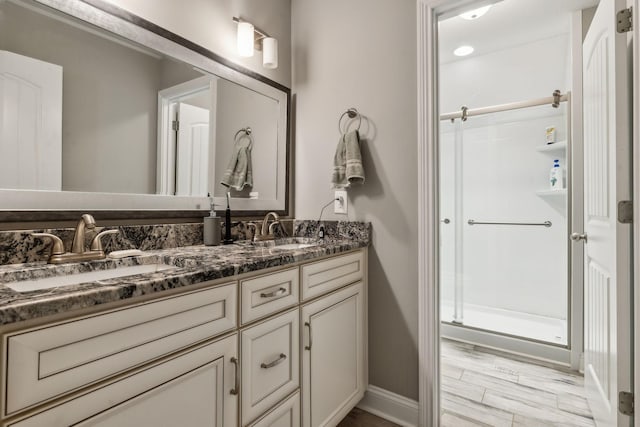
[292,0,419,400]
[102,0,292,88]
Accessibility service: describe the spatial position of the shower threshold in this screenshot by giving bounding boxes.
[441,301,567,346]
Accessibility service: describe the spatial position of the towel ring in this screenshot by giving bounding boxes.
[234,127,253,148]
[338,108,361,133]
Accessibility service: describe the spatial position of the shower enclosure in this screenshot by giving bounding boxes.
[439,93,575,362]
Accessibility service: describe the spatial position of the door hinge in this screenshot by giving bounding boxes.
[619,391,634,416]
[617,200,633,224]
[617,7,632,33]
[172,120,180,131]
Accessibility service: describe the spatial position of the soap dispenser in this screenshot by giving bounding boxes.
[204,194,221,246]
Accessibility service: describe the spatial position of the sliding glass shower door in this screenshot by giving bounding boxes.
[439,102,570,346]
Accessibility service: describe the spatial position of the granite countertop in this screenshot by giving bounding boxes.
[0,236,368,326]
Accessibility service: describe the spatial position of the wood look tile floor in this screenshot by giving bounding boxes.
[440,339,595,426]
[338,407,401,427]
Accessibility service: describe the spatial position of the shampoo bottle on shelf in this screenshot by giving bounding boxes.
[549,159,564,190]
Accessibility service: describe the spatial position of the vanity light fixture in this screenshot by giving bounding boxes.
[459,5,492,20]
[233,17,278,69]
[453,45,474,57]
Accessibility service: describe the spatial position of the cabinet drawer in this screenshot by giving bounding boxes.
[5,335,238,427]
[249,391,300,427]
[301,251,364,300]
[241,310,299,425]
[4,282,237,416]
[241,268,299,324]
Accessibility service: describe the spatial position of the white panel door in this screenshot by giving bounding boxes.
[582,0,632,425]
[0,50,62,190]
[175,102,210,196]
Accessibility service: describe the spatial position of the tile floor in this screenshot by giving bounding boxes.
[337,407,400,427]
[339,339,593,426]
[441,339,594,426]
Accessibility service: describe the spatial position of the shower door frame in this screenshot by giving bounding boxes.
[438,94,578,365]
[416,1,592,426]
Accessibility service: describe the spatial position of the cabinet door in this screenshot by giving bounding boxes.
[301,282,365,427]
[6,335,239,427]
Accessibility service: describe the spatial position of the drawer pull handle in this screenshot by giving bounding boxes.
[230,357,239,395]
[305,322,312,350]
[260,287,287,298]
[261,353,287,369]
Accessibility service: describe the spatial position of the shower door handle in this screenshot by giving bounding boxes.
[570,232,587,242]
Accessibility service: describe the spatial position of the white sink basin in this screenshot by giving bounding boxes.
[6,263,176,293]
[274,243,317,250]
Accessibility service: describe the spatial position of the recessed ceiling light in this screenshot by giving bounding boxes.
[453,45,474,57]
[459,5,492,20]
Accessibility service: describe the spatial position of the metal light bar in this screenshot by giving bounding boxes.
[440,91,568,122]
[467,219,552,227]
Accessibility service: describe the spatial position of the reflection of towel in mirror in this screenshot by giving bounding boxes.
[331,130,365,188]
[221,137,253,190]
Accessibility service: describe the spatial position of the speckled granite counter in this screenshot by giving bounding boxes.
[0,235,369,326]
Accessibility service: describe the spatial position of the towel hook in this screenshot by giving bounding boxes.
[338,108,362,133]
[234,127,253,149]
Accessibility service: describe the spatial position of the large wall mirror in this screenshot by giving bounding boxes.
[0,0,290,220]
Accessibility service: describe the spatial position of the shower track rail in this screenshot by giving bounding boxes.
[467,219,552,227]
[440,91,568,122]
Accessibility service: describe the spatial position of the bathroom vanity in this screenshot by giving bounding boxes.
[0,239,368,427]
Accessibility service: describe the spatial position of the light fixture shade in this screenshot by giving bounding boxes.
[237,21,254,57]
[262,37,278,69]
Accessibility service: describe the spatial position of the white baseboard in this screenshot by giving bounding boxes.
[356,385,419,427]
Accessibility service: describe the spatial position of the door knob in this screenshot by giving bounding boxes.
[570,232,587,242]
[441,218,450,224]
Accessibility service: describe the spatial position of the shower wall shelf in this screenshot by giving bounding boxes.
[536,141,567,153]
[536,189,567,197]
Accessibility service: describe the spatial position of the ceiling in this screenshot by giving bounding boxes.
[439,0,600,64]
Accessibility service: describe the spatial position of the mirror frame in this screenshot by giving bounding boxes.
[0,0,292,222]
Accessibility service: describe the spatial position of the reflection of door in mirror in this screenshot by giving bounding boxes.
[157,76,215,197]
[0,50,62,191]
[175,102,210,197]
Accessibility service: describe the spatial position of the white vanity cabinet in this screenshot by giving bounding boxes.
[6,334,239,427]
[1,248,367,427]
[301,281,366,427]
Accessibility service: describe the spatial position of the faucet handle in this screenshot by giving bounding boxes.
[246,222,258,242]
[32,233,65,256]
[90,229,119,252]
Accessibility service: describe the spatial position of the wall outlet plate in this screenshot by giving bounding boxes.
[334,190,348,214]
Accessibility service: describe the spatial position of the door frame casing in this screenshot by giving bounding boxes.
[417,0,638,425]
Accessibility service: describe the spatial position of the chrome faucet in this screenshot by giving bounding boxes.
[71,214,96,253]
[33,214,119,264]
[255,212,280,241]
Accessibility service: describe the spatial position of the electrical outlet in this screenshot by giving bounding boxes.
[334,190,348,214]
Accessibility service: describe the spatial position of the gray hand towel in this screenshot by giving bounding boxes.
[331,130,365,188]
[221,138,253,191]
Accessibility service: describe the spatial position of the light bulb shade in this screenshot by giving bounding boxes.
[237,22,254,57]
[262,37,278,69]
